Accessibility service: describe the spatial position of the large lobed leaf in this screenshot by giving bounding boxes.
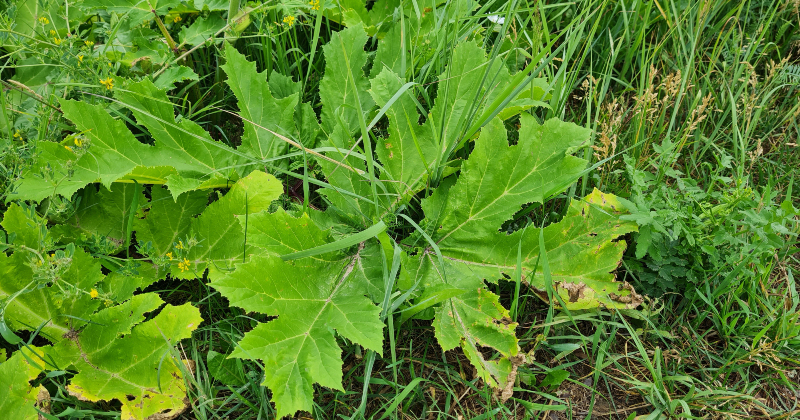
[51,293,202,420]
[210,210,385,417]
[200,30,642,418]
[1,22,643,420]
[0,349,47,420]
[221,44,299,166]
[12,78,242,202]
[1,201,204,419]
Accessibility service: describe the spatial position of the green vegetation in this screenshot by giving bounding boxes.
[0,0,798,419]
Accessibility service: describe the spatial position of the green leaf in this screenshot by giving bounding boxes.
[370,24,405,78]
[402,253,518,388]
[0,245,105,341]
[116,78,240,180]
[268,72,302,100]
[207,350,245,386]
[424,41,502,160]
[154,66,200,90]
[52,184,145,250]
[0,251,68,339]
[80,0,182,25]
[134,186,208,257]
[222,44,299,165]
[210,254,383,418]
[295,102,323,149]
[318,24,374,134]
[316,127,387,225]
[245,209,344,262]
[12,98,152,201]
[432,116,589,245]
[12,83,244,201]
[174,171,282,279]
[51,293,202,420]
[55,247,104,325]
[0,350,45,420]
[178,13,225,46]
[246,208,388,300]
[540,369,570,388]
[123,36,173,66]
[494,78,552,120]
[369,68,437,201]
[101,270,159,303]
[398,116,640,389]
[1,203,43,249]
[193,0,228,11]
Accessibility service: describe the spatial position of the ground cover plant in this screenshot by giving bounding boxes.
[0,0,798,419]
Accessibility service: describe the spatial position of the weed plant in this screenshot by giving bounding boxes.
[1,0,799,419]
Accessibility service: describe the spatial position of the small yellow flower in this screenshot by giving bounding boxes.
[173,15,182,23]
[39,16,49,25]
[178,258,191,272]
[78,55,84,62]
[166,252,173,260]
[309,0,320,11]
[283,15,295,27]
[90,288,99,299]
[73,137,82,147]
[53,37,62,45]
[176,241,184,250]
[99,77,114,90]
[65,145,73,152]
[85,40,94,47]
[13,130,21,139]
[49,30,56,36]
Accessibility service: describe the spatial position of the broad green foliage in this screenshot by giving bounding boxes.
[222,45,300,165]
[324,0,448,37]
[197,26,639,417]
[0,203,202,419]
[318,24,374,134]
[176,171,283,278]
[52,294,202,420]
[211,254,384,416]
[0,349,46,420]
[2,20,640,420]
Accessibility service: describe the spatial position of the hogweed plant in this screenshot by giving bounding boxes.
[1,18,643,420]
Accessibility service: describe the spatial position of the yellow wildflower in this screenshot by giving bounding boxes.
[65,145,73,152]
[13,130,21,139]
[74,137,82,147]
[78,55,84,62]
[173,15,182,23]
[283,15,295,27]
[53,37,62,45]
[176,241,184,250]
[90,288,99,299]
[39,16,49,25]
[49,30,56,36]
[309,0,320,10]
[85,40,94,47]
[99,77,114,90]
[166,252,173,260]
[178,258,190,272]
